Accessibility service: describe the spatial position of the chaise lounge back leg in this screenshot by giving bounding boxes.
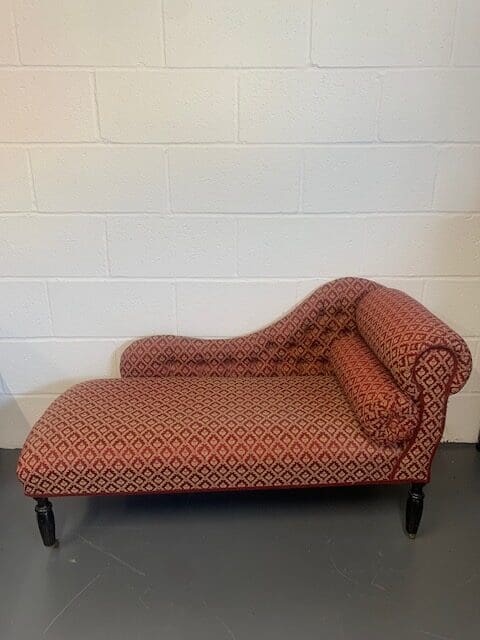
[34,499,57,547]
[405,483,425,538]
[16,278,472,544]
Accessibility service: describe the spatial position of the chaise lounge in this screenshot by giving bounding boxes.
[17,277,472,545]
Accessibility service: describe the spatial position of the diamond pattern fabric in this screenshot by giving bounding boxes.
[17,376,404,497]
[330,335,419,445]
[16,277,472,498]
[356,287,472,399]
[120,277,378,378]
[393,348,456,482]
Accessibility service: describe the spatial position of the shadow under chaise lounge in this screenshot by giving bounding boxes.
[17,277,472,546]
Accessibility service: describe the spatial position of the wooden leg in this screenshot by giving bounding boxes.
[34,498,58,547]
[405,483,425,539]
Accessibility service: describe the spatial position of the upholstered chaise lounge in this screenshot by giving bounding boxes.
[17,278,471,546]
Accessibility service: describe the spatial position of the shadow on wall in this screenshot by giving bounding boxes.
[0,375,31,450]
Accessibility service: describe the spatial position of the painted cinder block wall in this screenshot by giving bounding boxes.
[1,0,480,447]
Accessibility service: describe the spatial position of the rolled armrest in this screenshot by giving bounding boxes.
[356,287,472,400]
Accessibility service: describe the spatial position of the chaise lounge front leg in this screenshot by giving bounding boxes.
[405,483,425,539]
[34,498,57,547]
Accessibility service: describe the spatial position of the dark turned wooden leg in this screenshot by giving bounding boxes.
[405,483,425,539]
[476,432,480,452]
[34,499,58,547]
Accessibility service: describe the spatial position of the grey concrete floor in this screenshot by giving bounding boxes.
[1,445,479,640]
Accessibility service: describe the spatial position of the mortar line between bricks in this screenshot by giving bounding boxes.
[2,141,480,149]
[1,275,480,283]
[44,282,55,337]
[449,0,460,66]
[164,148,172,213]
[25,150,38,210]
[103,216,111,276]
[160,0,167,67]
[9,2,22,64]
[430,147,442,208]
[6,211,480,217]
[420,279,428,304]
[172,282,179,336]
[234,73,240,142]
[360,216,368,276]
[233,217,239,277]
[90,71,103,141]
[297,151,305,212]
[308,0,314,66]
[375,72,385,142]
[1,64,480,70]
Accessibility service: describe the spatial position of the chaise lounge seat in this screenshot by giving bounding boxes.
[17,278,472,545]
[17,375,403,497]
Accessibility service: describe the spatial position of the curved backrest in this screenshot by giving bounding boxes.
[121,277,378,378]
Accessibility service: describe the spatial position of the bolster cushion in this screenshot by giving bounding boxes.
[330,335,419,444]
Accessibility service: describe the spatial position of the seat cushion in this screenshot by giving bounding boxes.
[17,376,403,497]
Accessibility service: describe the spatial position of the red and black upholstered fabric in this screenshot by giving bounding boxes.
[355,287,472,482]
[17,376,404,497]
[17,278,472,497]
[356,287,471,399]
[120,277,378,378]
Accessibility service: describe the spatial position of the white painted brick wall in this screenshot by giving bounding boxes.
[363,215,480,276]
[463,339,480,393]
[453,0,480,66]
[108,216,237,277]
[434,147,480,211]
[48,281,176,337]
[30,147,168,212]
[0,340,118,394]
[169,148,301,212]
[302,147,437,212]
[15,0,164,66]
[0,282,51,338]
[176,281,299,337]
[423,280,480,337]
[239,71,380,143]
[0,1,19,64]
[1,0,479,447]
[163,0,310,67]
[237,217,365,277]
[0,215,107,276]
[96,71,236,143]
[0,70,96,142]
[311,0,456,66]
[0,150,34,211]
[379,70,480,142]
